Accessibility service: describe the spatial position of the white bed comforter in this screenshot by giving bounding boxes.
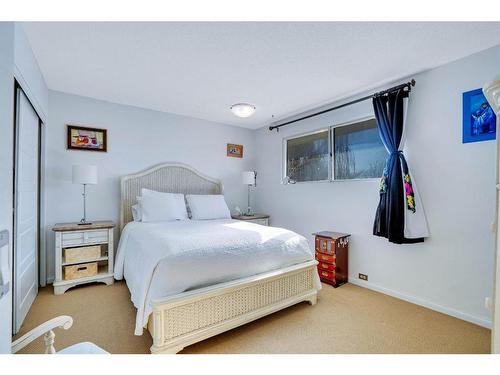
[114,219,318,335]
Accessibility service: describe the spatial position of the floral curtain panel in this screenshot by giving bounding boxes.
[372,88,429,244]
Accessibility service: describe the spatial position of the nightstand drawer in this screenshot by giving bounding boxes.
[61,229,109,246]
[61,232,85,246]
[318,262,335,272]
[231,214,270,226]
[251,219,269,226]
[315,252,335,264]
[84,230,108,243]
[318,268,336,283]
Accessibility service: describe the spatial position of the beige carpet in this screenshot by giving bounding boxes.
[14,281,490,354]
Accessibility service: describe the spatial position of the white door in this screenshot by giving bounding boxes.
[13,89,40,334]
[494,196,500,352]
[494,128,500,353]
[484,78,500,353]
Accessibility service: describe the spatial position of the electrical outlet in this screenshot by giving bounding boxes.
[485,297,493,311]
[358,273,368,281]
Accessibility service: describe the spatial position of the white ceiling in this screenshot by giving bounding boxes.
[22,22,500,129]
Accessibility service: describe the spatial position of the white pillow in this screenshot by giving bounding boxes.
[140,188,188,222]
[186,194,231,220]
[131,197,143,222]
[131,204,141,222]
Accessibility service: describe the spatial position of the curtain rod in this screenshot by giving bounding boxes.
[268,79,416,132]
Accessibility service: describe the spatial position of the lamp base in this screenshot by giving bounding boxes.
[78,222,93,226]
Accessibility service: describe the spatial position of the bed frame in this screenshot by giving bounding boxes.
[120,162,319,354]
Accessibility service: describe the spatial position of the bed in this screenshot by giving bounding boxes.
[115,162,320,354]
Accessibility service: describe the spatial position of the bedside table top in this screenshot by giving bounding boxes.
[52,220,115,232]
[312,231,350,240]
[231,214,270,220]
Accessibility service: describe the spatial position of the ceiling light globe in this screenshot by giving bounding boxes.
[230,103,256,118]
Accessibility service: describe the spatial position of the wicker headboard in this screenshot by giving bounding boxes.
[120,162,223,230]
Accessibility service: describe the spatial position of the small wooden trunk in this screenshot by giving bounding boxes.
[64,245,101,264]
[64,262,98,280]
[313,231,350,288]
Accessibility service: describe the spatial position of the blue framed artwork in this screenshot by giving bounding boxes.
[462,88,496,143]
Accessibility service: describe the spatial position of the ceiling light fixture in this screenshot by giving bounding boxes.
[230,103,256,118]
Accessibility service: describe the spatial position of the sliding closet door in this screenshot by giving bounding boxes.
[13,89,40,334]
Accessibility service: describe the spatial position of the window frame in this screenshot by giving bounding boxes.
[331,115,383,182]
[282,115,384,184]
[282,127,332,185]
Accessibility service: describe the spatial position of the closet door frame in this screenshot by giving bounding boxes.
[13,81,46,287]
[12,81,44,334]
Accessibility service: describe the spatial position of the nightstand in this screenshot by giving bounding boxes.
[231,214,270,226]
[52,221,115,295]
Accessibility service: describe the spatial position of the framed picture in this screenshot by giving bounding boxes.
[67,125,107,152]
[227,143,243,158]
[462,88,496,143]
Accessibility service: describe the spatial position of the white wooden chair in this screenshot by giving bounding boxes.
[11,315,108,354]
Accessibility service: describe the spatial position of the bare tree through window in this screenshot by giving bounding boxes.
[285,118,386,183]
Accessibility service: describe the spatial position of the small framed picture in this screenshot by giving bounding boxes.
[227,143,243,158]
[67,125,107,152]
[462,88,496,143]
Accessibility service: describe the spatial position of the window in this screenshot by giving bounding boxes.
[333,118,386,180]
[286,130,329,182]
[284,117,386,183]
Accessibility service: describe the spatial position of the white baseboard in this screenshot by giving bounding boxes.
[45,274,491,328]
[348,278,492,329]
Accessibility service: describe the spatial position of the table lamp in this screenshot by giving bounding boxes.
[242,171,256,216]
[72,165,97,225]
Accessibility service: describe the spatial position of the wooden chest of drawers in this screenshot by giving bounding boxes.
[313,231,350,287]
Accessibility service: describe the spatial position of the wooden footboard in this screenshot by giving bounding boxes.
[147,260,319,354]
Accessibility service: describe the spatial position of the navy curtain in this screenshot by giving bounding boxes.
[373,88,424,244]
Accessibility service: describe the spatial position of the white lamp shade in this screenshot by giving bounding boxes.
[242,171,255,185]
[483,77,500,114]
[72,165,98,185]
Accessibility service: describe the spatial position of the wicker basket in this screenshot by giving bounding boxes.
[64,262,98,280]
[64,245,101,264]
